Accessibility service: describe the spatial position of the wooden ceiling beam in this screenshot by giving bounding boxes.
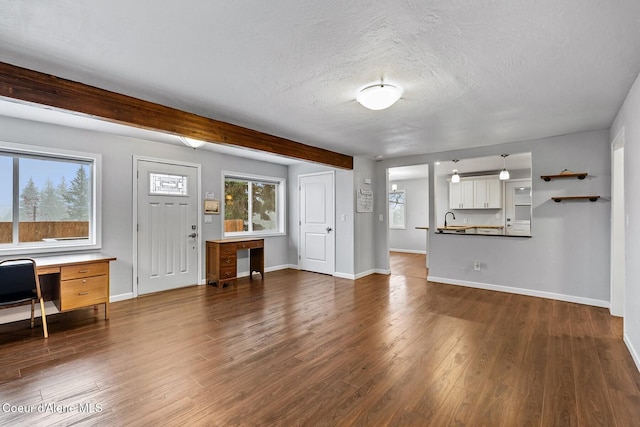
[0,61,353,169]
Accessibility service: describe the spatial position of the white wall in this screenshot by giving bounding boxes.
[611,71,640,370]
[353,157,377,277]
[388,177,428,253]
[0,115,290,300]
[374,130,611,307]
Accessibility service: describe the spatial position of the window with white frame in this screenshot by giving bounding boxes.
[223,172,285,236]
[389,190,406,229]
[0,144,101,254]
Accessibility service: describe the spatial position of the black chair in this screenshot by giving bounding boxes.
[0,258,48,338]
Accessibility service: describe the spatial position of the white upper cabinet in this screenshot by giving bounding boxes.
[450,177,502,209]
[474,178,502,208]
[449,180,474,209]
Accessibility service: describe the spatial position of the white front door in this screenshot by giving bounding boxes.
[299,172,334,275]
[136,159,199,295]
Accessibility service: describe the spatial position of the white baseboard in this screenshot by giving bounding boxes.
[236,264,293,278]
[355,270,377,279]
[334,271,355,279]
[110,292,134,303]
[624,334,640,373]
[427,276,610,308]
[267,264,298,272]
[389,248,427,254]
[334,269,391,280]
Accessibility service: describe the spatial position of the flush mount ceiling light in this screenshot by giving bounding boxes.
[499,154,510,180]
[356,83,402,110]
[451,159,460,183]
[179,136,206,149]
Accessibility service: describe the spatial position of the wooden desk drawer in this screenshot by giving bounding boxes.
[37,266,61,275]
[238,240,263,249]
[219,243,238,254]
[60,275,108,311]
[219,266,236,280]
[220,254,236,266]
[61,262,109,280]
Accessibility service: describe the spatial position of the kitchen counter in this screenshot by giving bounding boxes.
[437,225,504,234]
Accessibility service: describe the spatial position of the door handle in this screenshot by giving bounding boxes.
[326,227,333,233]
[188,233,197,238]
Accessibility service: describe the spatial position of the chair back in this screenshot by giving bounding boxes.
[0,258,40,304]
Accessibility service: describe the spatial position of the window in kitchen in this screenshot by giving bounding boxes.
[389,190,406,229]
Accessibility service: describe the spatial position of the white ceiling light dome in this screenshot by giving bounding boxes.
[356,83,402,110]
[179,136,206,148]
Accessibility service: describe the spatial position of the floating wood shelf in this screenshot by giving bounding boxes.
[541,172,588,181]
[551,196,600,202]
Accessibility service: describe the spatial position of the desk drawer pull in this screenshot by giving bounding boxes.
[78,269,90,273]
[78,291,90,296]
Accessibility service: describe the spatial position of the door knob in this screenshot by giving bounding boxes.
[188,233,197,238]
[326,227,333,233]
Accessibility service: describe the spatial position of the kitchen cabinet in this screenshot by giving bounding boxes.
[450,177,501,209]
[449,180,474,209]
[475,227,502,235]
[474,178,502,208]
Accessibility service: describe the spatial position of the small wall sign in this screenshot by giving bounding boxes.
[204,199,220,215]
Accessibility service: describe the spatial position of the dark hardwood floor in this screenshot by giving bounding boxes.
[389,251,427,279]
[0,252,639,426]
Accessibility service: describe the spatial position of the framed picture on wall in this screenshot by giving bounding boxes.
[204,199,220,215]
[356,188,373,213]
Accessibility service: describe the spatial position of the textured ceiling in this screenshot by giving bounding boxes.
[1,1,639,160]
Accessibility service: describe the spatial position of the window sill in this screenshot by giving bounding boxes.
[223,231,286,239]
[0,241,101,257]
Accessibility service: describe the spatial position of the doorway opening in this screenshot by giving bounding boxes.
[387,164,429,277]
[611,129,625,317]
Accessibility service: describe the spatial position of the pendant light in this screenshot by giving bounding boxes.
[451,159,460,183]
[499,154,510,180]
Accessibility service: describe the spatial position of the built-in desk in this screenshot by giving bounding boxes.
[206,238,264,287]
[33,253,116,320]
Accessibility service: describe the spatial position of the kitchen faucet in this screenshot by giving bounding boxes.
[444,211,456,227]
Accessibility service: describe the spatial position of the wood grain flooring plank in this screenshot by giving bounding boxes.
[595,336,640,396]
[510,360,545,427]
[399,329,477,422]
[0,253,637,425]
[571,334,616,426]
[542,335,578,427]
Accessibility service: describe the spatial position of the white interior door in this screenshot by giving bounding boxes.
[505,179,532,236]
[299,172,334,275]
[136,159,199,294]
